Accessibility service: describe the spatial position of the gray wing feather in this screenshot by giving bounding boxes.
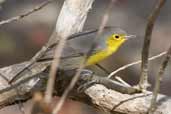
[39,26,126,70]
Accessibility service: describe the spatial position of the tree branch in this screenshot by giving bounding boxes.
[139,0,167,90]
[85,84,171,114]
[108,51,166,78]
[148,45,171,114]
[0,0,53,26]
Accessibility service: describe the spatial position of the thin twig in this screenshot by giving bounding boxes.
[148,45,171,114]
[139,0,166,90]
[9,45,49,83]
[115,76,131,87]
[44,35,67,103]
[107,51,166,78]
[95,64,131,87]
[0,0,53,26]
[95,63,110,74]
[52,0,116,114]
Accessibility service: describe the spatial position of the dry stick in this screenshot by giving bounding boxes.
[0,72,43,94]
[108,51,166,78]
[95,64,131,87]
[44,35,67,103]
[95,64,110,74]
[115,76,131,87]
[139,0,166,90]
[9,45,50,83]
[0,0,53,26]
[52,0,116,114]
[0,73,27,114]
[148,45,171,114]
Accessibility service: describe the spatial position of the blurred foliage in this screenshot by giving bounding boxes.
[0,31,16,53]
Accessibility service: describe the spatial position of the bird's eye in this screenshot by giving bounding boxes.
[115,35,119,39]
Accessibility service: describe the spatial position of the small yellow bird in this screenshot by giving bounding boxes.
[39,26,135,70]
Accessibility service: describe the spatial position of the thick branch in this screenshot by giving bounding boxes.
[85,84,171,114]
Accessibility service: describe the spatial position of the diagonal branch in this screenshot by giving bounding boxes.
[139,0,167,90]
[0,0,53,26]
[107,51,166,78]
[148,45,171,114]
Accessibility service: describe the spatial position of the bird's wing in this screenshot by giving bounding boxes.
[37,27,111,69]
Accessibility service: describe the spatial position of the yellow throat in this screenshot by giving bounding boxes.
[85,34,126,66]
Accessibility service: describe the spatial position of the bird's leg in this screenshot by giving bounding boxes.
[77,69,141,94]
[80,69,94,77]
[77,69,97,93]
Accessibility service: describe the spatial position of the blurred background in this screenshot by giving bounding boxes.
[0,0,170,113]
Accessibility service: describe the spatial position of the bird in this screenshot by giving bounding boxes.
[38,26,136,70]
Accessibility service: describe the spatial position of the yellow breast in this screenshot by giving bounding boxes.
[85,47,117,66]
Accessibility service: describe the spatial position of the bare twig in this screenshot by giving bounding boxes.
[107,51,166,78]
[44,35,69,104]
[95,63,110,74]
[115,76,131,87]
[139,0,166,90]
[52,0,116,113]
[9,46,49,83]
[0,0,53,26]
[148,45,171,114]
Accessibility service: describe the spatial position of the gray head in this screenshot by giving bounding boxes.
[97,26,136,50]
